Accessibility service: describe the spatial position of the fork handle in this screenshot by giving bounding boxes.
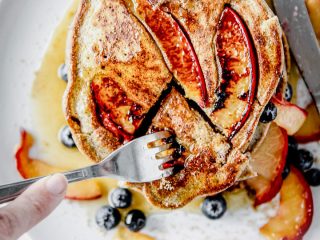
[0,165,100,204]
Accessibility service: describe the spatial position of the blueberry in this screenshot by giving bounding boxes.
[293,149,314,171]
[95,205,121,230]
[287,136,299,163]
[260,102,277,123]
[201,194,227,220]
[284,83,293,102]
[109,188,132,209]
[59,126,76,148]
[304,168,320,186]
[288,136,298,152]
[58,63,68,82]
[124,210,146,232]
[282,164,290,180]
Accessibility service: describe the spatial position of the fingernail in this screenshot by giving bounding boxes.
[45,174,67,195]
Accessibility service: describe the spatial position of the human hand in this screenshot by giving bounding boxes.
[0,174,67,240]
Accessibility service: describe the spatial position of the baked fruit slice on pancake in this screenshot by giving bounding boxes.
[64,0,285,208]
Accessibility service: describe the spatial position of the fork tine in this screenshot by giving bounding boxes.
[137,131,171,145]
[155,148,175,159]
[147,134,174,148]
[144,145,173,161]
[150,145,172,157]
[149,142,172,150]
[147,139,168,148]
[159,155,174,163]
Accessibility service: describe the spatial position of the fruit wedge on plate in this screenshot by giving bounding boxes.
[260,166,313,240]
[15,130,102,200]
[294,102,320,143]
[246,123,288,206]
[271,97,307,135]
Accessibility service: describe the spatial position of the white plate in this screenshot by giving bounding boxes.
[0,0,319,239]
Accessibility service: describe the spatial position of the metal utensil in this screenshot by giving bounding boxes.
[0,131,174,204]
[274,0,320,113]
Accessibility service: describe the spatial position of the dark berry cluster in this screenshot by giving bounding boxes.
[283,137,320,187]
[95,188,146,232]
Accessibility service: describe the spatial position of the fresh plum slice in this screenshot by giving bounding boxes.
[15,130,102,200]
[260,166,313,240]
[133,0,208,107]
[65,180,102,200]
[212,7,257,139]
[249,174,283,207]
[272,97,308,135]
[246,123,288,206]
[294,102,320,143]
[16,130,64,179]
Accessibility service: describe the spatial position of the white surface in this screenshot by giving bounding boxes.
[19,234,32,240]
[0,0,319,239]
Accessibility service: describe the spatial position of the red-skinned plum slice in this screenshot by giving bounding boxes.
[15,130,102,200]
[260,166,313,240]
[246,123,288,206]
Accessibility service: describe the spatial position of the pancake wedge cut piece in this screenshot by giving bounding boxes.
[64,0,172,161]
[130,89,250,208]
[132,0,285,149]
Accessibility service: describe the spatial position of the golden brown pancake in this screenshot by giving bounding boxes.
[64,0,286,208]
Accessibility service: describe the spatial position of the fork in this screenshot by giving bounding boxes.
[0,131,175,204]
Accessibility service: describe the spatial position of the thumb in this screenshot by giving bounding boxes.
[0,174,67,240]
